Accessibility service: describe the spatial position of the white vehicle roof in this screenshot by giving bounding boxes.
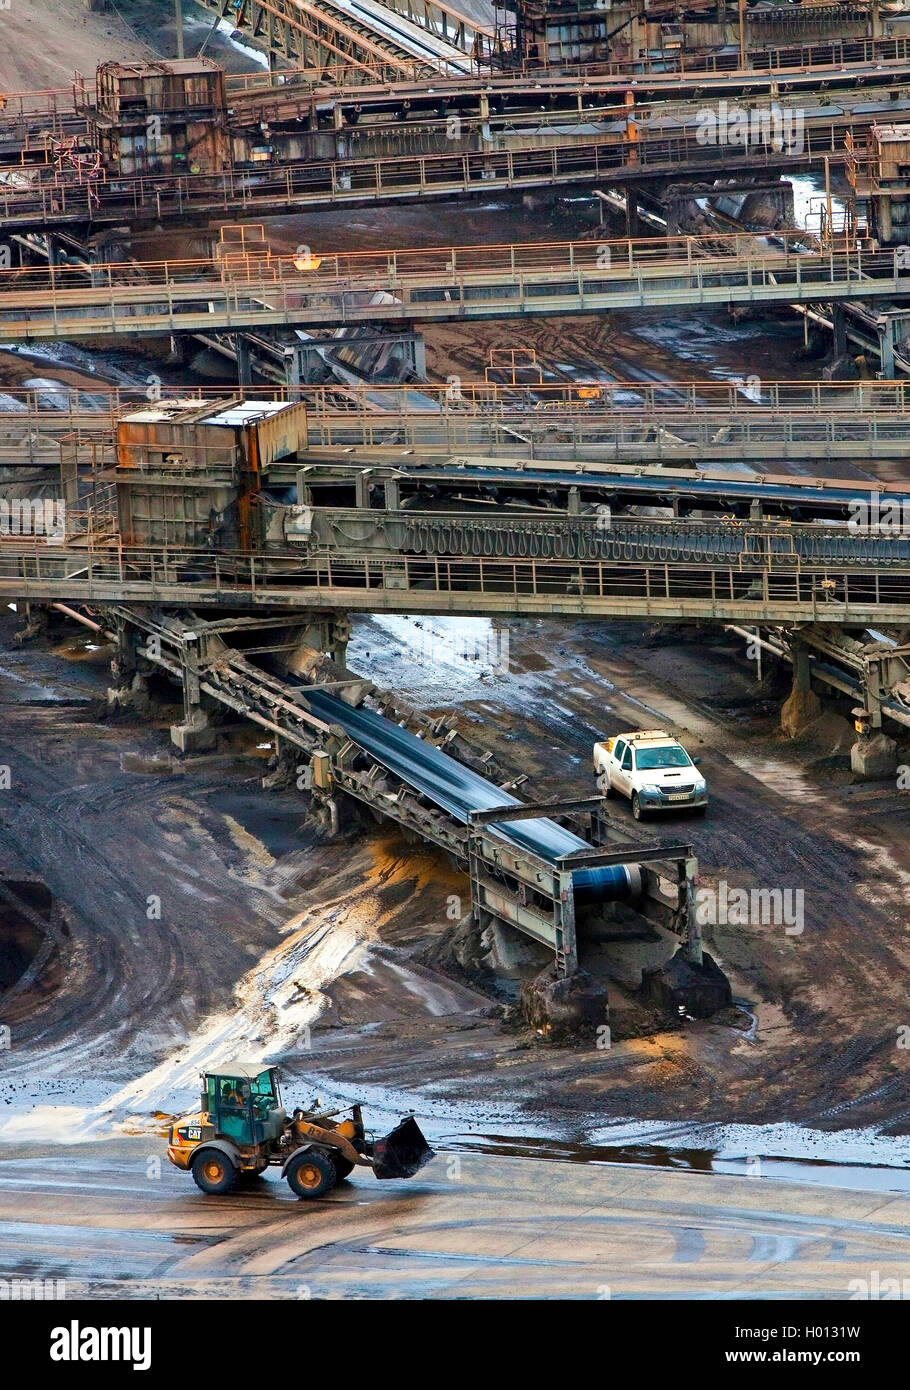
[623,730,679,744]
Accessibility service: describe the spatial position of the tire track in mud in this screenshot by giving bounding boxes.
[3,619,908,1140]
[0,707,287,1085]
[397,620,910,1131]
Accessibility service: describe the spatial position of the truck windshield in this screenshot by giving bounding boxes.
[636,746,692,770]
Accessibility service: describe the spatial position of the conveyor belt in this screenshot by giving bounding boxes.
[303,458,910,520]
[304,688,636,900]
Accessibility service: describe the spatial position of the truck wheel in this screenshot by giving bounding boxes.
[331,1156,355,1181]
[286,1149,336,1199]
[597,770,613,798]
[631,793,645,821]
[192,1150,238,1196]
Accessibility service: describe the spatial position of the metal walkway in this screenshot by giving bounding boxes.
[294,379,910,466]
[102,605,684,973]
[219,45,910,104]
[3,523,910,625]
[0,106,877,230]
[0,237,903,341]
[190,18,910,81]
[4,379,910,471]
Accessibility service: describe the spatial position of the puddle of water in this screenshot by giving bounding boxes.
[268,1066,910,1196]
[447,1133,910,1195]
[0,662,79,702]
[350,614,509,705]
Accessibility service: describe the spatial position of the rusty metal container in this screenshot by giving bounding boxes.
[115,398,308,550]
[91,59,229,177]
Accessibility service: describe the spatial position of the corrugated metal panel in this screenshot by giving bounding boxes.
[253,402,308,469]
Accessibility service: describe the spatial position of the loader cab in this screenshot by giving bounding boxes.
[202,1065,285,1149]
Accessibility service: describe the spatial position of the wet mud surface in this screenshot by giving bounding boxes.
[2,0,908,1297]
[1,607,908,1163]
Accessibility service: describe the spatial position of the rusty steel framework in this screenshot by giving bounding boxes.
[363,0,494,52]
[1,534,909,627]
[93,604,696,978]
[6,378,910,470]
[194,0,904,77]
[0,109,853,230]
[0,235,900,342]
[193,0,475,79]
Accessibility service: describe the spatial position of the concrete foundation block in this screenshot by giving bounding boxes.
[170,708,216,754]
[780,685,822,738]
[850,731,897,781]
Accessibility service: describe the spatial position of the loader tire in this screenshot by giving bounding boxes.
[330,1155,355,1181]
[286,1149,336,1199]
[192,1150,238,1196]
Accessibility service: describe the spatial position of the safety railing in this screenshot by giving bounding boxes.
[0,37,906,148]
[299,411,910,460]
[223,36,910,92]
[0,230,878,292]
[62,484,118,542]
[0,238,897,339]
[293,376,910,417]
[0,537,908,622]
[0,114,862,227]
[0,376,906,416]
[0,229,803,282]
[0,82,86,122]
[4,378,910,449]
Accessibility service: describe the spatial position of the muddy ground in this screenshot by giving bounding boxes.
[0,203,906,1148]
[0,0,273,93]
[1,602,908,1149]
[0,0,151,92]
[4,1135,910,1298]
[0,0,907,1174]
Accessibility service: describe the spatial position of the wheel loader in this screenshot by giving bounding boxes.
[166,1063,433,1198]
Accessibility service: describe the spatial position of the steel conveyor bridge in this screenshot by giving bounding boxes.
[189,13,910,81]
[193,0,484,78]
[0,112,879,232]
[0,237,905,343]
[3,380,910,471]
[303,686,637,900]
[4,53,905,175]
[96,605,693,978]
[4,513,910,626]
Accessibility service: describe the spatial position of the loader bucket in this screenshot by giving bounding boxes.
[372,1116,434,1180]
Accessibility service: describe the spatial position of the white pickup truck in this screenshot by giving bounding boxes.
[593,729,707,820]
